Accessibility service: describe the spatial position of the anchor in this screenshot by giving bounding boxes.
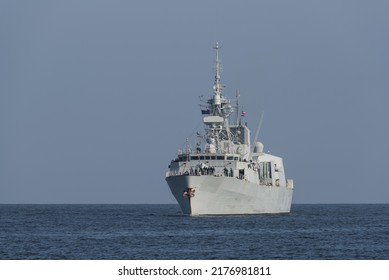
[183,187,195,198]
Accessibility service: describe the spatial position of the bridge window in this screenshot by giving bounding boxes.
[178,155,188,162]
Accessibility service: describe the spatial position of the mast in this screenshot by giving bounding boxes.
[213,42,222,97]
[236,90,240,125]
[203,43,234,154]
[211,42,230,118]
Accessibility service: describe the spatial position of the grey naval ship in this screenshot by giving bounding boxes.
[166,43,293,215]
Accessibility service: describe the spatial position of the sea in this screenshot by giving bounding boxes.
[0,204,388,260]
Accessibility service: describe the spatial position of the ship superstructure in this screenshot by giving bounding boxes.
[165,43,293,215]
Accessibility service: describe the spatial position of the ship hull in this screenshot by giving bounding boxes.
[166,175,293,215]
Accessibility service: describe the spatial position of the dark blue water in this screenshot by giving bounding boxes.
[0,204,388,259]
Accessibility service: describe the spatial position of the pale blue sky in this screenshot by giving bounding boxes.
[1,0,388,203]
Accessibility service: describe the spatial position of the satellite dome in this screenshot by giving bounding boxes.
[253,142,264,153]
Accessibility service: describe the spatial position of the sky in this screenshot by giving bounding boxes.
[1,0,388,204]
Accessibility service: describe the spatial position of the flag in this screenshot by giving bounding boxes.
[201,109,210,115]
[241,111,247,117]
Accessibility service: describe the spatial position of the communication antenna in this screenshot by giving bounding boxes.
[251,111,265,153]
[235,90,240,125]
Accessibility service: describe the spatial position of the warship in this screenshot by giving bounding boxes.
[165,43,293,215]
